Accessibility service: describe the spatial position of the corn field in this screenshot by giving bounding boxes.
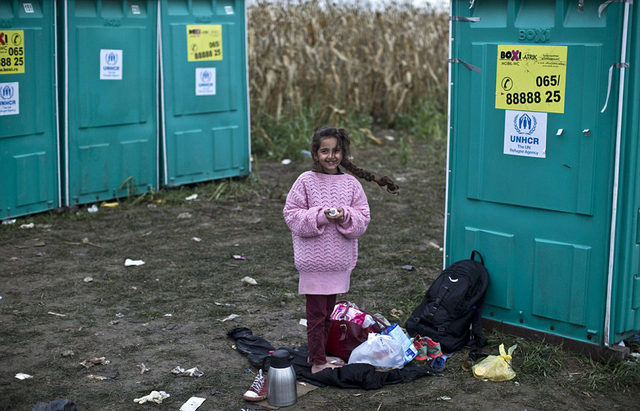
[247,0,450,130]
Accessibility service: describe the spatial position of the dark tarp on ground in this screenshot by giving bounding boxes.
[31,399,76,411]
[227,327,440,390]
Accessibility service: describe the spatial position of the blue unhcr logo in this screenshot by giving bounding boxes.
[1,84,14,99]
[513,113,537,135]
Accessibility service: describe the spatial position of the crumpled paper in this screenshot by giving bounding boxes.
[124,259,145,267]
[171,366,204,377]
[133,390,170,404]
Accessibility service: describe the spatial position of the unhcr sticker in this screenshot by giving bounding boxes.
[0,82,19,116]
[195,68,216,96]
[503,110,547,158]
[100,49,123,80]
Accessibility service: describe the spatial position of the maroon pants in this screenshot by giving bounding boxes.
[305,294,337,365]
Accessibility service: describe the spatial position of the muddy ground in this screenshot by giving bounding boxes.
[0,135,638,411]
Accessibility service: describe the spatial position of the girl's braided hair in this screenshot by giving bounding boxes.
[310,126,399,195]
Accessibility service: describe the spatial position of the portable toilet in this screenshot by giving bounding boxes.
[445,0,639,356]
[158,0,251,187]
[0,1,60,219]
[59,0,159,206]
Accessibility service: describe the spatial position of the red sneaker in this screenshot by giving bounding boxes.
[243,369,267,402]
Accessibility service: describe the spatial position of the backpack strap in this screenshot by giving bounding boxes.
[470,250,485,265]
[425,286,450,331]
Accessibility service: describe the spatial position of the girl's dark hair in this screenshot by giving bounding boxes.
[310,126,399,195]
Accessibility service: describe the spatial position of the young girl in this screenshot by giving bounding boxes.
[283,126,398,374]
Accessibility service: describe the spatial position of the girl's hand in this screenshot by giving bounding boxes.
[325,207,344,223]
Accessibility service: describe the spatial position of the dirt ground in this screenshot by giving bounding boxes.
[1,135,638,411]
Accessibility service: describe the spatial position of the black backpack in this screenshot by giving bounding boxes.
[405,250,489,354]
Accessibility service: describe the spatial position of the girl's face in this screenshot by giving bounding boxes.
[314,137,342,174]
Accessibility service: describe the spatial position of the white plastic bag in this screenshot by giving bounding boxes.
[348,334,405,370]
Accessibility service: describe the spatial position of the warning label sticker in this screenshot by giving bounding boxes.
[496,45,567,114]
[0,30,26,75]
[186,25,222,62]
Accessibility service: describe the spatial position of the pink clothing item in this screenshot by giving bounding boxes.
[283,171,371,295]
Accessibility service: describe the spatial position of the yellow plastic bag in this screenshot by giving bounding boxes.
[472,343,517,381]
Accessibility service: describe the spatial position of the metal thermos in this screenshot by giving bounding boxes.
[264,349,297,407]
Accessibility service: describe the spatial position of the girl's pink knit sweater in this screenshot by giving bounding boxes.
[283,171,371,295]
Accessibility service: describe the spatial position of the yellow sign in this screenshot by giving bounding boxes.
[496,45,567,114]
[0,30,25,74]
[186,25,222,62]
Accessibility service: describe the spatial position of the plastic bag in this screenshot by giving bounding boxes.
[348,333,405,371]
[472,343,517,381]
[380,324,418,364]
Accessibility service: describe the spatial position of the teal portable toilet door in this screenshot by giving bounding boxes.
[159,0,251,187]
[62,0,158,206]
[0,1,60,218]
[445,1,628,345]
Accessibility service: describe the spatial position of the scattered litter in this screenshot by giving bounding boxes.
[83,277,93,283]
[15,373,32,380]
[101,202,119,207]
[87,370,118,380]
[191,237,202,242]
[177,212,192,219]
[81,237,104,248]
[630,352,640,360]
[87,204,99,213]
[147,204,157,209]
[124,259,145,267]
[87,374,108,381]
[9,257,17,261]
[171,366,204,378]
[134,390,170,404]
[61,350,75,357]
[401,265,415,271]
[186,194,198,201]
[300,149,311,157]
[514,381,521,386]
[116,313,125,318]
[0,295,3,300]
[164,313,173,317]
[299,318,307,327]
[428,241,441,249]
[180,397,206,411]
[232,255,246,260]
[389,308,404,318]
[220,314,240,322]
[80,357,110,368]
[16,239,46,248]
[2,219,16,225]
[619,340,626,347]
[138,363,150,374]
[47,311,67,317]
[214,301,234,307]
[437,396,452,401]
[281,159,292,165]
[384,135,395,141]
[241,276,257,286]
[19,223,34,229]
[352,393,362,397]
[109,320,119,326]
